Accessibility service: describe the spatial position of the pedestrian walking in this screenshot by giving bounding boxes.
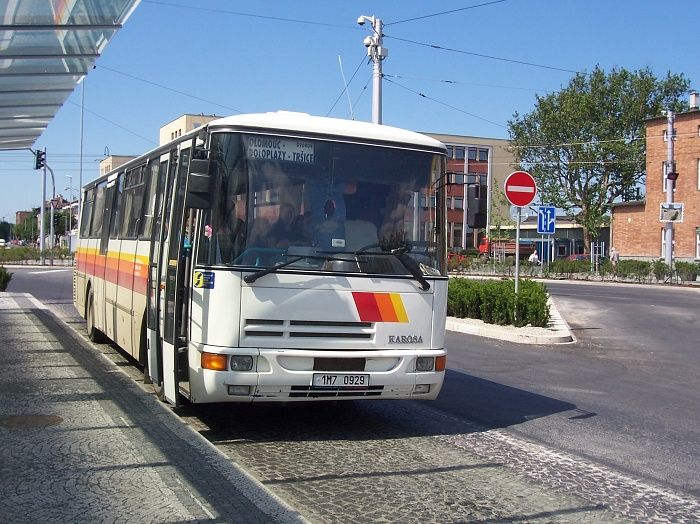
[528,251,540,265]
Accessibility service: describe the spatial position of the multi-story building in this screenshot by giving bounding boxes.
[159,114,220,146]
[612,92,700,262]
[426,133,515,250]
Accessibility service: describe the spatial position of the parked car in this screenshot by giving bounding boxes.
[0,239,6,249]
[566,253,590,261]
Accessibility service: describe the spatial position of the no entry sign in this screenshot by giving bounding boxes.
[504,171,537,207]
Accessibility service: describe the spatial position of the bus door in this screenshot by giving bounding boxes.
[159,143,192,405]
[145,157,168,388]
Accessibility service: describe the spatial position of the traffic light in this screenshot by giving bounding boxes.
[34,150,46,170]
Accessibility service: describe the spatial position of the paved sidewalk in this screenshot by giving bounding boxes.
[0,293,306,523]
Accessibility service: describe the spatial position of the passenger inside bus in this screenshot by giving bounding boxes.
[213,202,246,263]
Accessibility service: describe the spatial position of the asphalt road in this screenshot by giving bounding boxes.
[444,280,700,496]
[4,267,700,521]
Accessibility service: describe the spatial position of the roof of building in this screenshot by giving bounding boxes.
[0,0,140,150]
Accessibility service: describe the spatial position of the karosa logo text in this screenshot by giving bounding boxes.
[388,335,423,344]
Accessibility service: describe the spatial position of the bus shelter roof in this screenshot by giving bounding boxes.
[0,0,141,150]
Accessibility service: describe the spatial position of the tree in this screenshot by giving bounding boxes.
[508,66,689,252]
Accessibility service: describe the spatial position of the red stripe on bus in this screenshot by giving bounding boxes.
[352,292,382,322]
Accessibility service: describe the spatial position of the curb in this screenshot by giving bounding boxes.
[446,296,574,345]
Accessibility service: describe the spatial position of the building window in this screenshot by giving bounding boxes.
[478,148,489,161]
[451,173,464,184]
[446,146,454,158]
[467,147,477,161]
[454,197,463,209]
[697,229,700,259]
[697,159,700,191]
[454,147,465,160]
[453,224,463,248]
[662,129,676,141]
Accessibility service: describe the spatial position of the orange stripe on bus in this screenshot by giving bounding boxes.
[352,292,409,323]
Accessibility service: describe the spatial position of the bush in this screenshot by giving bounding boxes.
[515,280,550,327]
[616,259,651,282]
[651,259,670,281]
[448,278,550,327]
[0,266,12,291]
[675,261,699,282]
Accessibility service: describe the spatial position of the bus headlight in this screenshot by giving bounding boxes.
[415,357,434,372]
[230,355,254,371]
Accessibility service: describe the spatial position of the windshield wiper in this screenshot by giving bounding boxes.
[243,253,335,284]
[389,247,431,291]
[322,243,431,291]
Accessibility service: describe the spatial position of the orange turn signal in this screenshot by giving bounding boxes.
[201,352,228,371]
[435,355,447,372]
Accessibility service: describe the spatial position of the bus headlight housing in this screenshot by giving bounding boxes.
[230,355,254,371]
[415,356,435,372]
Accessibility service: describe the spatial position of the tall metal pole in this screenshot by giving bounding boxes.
[514,207,521,296]
[664,110,675,268]
[358,15,387,125]
[78,77,85,223]
[47,164,56,266]
[371,17,383,125]
[40,149,46,265]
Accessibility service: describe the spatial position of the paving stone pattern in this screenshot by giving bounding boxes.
[0,294,304,523]
[3,292,699,523]
[183,402,631,523]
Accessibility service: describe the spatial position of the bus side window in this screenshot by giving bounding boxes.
[110,174,124,239]
[140,160,160,239]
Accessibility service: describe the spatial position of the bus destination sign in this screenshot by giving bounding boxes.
[244,136,315,164]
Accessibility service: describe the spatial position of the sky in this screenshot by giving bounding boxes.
[1,0,698,224]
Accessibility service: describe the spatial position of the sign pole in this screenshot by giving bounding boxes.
[504,171,537,323]
[515,206,521,296]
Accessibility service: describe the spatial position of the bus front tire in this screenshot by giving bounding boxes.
[86,290,107,343]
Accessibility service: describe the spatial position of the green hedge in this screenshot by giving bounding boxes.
[0,266,12,291]
[448,278,550,327]
[0,247,72,263]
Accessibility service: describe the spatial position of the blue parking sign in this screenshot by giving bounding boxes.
[537,206,556,234]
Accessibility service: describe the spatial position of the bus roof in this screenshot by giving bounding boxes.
[208,111,446,152]
[85,112,445,191]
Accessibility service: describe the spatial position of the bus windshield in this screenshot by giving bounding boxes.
[196,132,444,276]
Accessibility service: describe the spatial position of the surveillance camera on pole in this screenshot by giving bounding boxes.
[357,14,388,125]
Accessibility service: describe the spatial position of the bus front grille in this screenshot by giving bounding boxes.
[244,319,374,340]
[289,385,384,398]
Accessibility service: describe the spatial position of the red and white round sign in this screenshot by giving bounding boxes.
[504,171,537,207]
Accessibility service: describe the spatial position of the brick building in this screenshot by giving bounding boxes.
[611,93,700,262]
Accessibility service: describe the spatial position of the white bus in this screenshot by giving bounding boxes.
[74,111,448,405]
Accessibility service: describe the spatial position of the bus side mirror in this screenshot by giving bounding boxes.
[186,159,213,209]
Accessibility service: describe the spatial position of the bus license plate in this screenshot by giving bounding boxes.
[312,373,369,388]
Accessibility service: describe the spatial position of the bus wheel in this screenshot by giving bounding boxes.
[86,290,107,343]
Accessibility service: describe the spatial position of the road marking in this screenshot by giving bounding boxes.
[27,269,72,275]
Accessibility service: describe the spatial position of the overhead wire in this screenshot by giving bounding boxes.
[385,0,511,26]
[384,77,507,129]
[96,65,244,114]
[142,0,358,30]
[326,54,368,117]
[383,34,581,75]
[65,99,158,146]
[383,73,545,92]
